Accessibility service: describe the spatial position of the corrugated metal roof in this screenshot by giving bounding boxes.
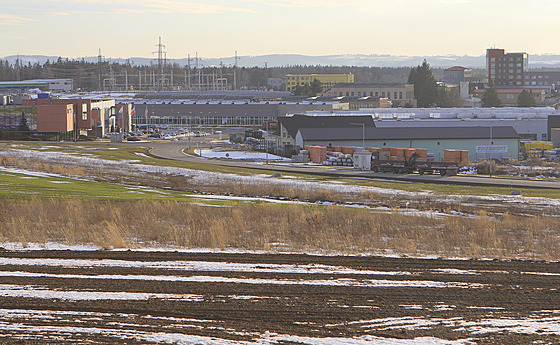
[279,114,375,137]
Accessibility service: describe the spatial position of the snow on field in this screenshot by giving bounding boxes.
[0,284,204,301]
[0,270,486,289]
[0,318,474,344]
[195,149,291,161]
[0,257,413,276]
[2,147,560,212]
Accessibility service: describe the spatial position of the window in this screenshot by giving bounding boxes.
[370,92,373,96]
[351,92,355,96]
[375,92,379,97]
[399,92,403,99]
[394,92,398,99]
[381,92,385,97]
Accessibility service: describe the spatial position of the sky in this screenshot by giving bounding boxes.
[1,0,559,60]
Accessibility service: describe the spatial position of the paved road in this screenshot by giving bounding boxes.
[135,141,560,190]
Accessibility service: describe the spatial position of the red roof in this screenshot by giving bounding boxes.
[444,66,469,71]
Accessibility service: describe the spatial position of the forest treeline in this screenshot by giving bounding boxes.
[0,57,485,92]
[0,57,419,91]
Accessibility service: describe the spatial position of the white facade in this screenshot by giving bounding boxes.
[27,79,73,92]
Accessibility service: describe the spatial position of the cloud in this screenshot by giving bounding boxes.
[43,0,257,15]
[143,0,257,13]
[0,14,37,25]
[241,0,371,8]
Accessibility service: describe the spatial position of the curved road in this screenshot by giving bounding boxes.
[136,141,560,190]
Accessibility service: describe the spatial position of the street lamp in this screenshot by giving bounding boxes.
[350,123,365,148]
[490,125,493,177]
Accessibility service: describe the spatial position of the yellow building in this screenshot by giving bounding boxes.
[285,74,354,92]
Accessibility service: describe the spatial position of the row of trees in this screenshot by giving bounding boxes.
[481,87,537,107]
[0,57,541,107]
[0,58,412,91]
[407,60,463,108]
[409,59,539,108]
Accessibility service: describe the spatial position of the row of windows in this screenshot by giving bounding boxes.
[497,63,523,68]
[133,115,272,126]
[337,91,406,99]
[525,75,551,79]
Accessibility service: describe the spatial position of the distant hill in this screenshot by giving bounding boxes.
[3,53,560,69]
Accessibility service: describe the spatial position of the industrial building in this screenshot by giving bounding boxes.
[321,83,416,107]
[294,125,519,161]
[285,74,354,92]
[23,98,130,137]
[279,107,560,162]
[0,79,73,93]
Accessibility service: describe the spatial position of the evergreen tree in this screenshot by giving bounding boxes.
[517,89,537,107]
[18,112,30,131]
[436,87,463,108]
[408,60,438,107]
[309,78,323,96]
[481,86,502,107]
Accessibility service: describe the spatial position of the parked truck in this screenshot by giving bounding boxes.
[370,150,459,176]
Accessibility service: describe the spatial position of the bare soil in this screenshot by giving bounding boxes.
[0,250,559,344]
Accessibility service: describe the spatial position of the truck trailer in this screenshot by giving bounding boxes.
[370,150,459,176]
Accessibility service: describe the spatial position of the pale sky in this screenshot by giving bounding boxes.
[1,0,559,59]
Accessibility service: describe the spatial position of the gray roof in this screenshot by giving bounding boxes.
[279,114,376,138]
[298,126,519,141]
[330,83,409,88]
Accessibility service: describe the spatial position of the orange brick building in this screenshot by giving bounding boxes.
[22,98,129,136]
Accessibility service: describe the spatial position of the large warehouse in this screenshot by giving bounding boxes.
[278,107,560,161]
[302,107,558,142]
[293,125,520,161]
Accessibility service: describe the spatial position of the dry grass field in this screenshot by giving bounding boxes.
[1,143,559,261]
[2,198,559,260]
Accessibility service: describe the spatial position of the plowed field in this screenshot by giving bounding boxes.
[0,250,559,344]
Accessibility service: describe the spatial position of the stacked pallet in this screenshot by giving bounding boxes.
[459,150,470,166]
[341,146,356,155]
[404,148,416,160]
[305,145,327,164]
[416,148,428,159]
[443,149,469,165]
[388,147,405,161]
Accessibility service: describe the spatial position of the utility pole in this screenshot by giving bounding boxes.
[187,53,191,90]
[264,62,268,90]
[195,52,201,89]
[97,49,103,91]
[153,37,166,91]
[233,51,238,90]
[15,54,20,81]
